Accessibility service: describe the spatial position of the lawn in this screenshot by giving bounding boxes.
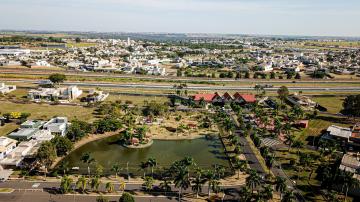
[0,101,95,122]
[312,97,345,114]
[106,94,169,106]
[0,123,19,136]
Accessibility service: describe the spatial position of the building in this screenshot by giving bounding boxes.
[286,94,317,108]
[0,49,30,56]
[82,90,109,103]
[28,86,83,102]
[20,120,45,129]
[192,93,222,104]
[0,83,16,94]
[326,125,352,142]
[8,128,38,141]
[0,140,38,167]
[43,117,68,136]
[339,153,360,181]
[0,137,17,159]
[233,93,257,104]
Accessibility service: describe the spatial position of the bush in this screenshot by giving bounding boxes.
[96,195,109,202]
[119,192,135,202]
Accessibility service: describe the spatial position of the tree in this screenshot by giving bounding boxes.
[277,86,289,103]
[282,190,295,202]
[192,175,205,198]
[261,184,274,201]
[51,136,73,157]
[49,73,66,85]
[96,195,109,202]
[234,160,247,179]
[275,176,287,200]
[90,176,101,192]
[159,179,172,195]
[105,182,114,193]
[37,141,57,179]
[75,37,81,43]
[60,175,73,194]
[238,186,252,202]
[119,192,135,202]
[80,152,95,177]
[284,134,295,151]
[292,140,304,154]
[295,73,301,79]
[246,169,262,194]
[245,71,250,79]
[342,171,359,201]
[341,95,360,118]
[111,163,122,179]
[76,176,87,193]
[142,176,154,191]
[174,169,190,201]
[146,157,157,177]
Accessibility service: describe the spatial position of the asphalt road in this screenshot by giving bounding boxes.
[3,79,360,92]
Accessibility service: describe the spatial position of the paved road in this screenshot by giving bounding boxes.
[1,68,360,84]
[3,79,360,92]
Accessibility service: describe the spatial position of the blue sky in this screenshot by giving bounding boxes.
[1,0,359,36]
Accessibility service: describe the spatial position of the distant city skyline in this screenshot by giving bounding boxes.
[1,0,360,37]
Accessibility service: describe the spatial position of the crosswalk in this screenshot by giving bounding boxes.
[261,137,284,148]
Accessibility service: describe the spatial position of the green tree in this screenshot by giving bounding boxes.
[282,190,295,202]
[234,160,247,179]
[80,152,95,177]
[341,95,360,118]
[76,175,87,193]
[246,169,262,194]
[60,175,73,194]
[90,176,101,192]
[75,37,81,43]
[159,179,172,195]
[142,176,154,191]
[111,163,122,179]
[277,86,289,103]
[119,192,135,202]
[51,136,73,157]
[275,176,287,200]
[192,175,205,198]
[96,195,109,202]
[49,73,66,85]
[37,141,57,179]
[105,182,114,193]
[146,157,157,177]
[174,169,190,201]
[261,184,274,201]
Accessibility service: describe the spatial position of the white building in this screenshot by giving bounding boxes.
[35,60,51,67]
[43,117,68,136]
[0,137,17,159]
[0,49,30,56]
[0,140,38,167]
[28,86,83,102]
[83,90,109,103]
[0,83,16,94]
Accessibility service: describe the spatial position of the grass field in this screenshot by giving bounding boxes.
[66,42,97,48]
[106,94,169,106]
[0,123,19,136]
[312,97,345,114]
[0,101,95,122]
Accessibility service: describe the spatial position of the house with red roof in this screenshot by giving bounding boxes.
[222,92,234,103]
[192,92,222,104]
[233,93,256,104]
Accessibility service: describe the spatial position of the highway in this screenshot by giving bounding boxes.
[2,79,360,92]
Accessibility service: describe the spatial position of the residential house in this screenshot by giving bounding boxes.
[0,137,17,159]
[339,153,360,181]
[43,117,68,136]
[82,90,109,103]
[28,86,83,102]
[192,93,222,104]
[233,93,257,104]
[0,83,16,94]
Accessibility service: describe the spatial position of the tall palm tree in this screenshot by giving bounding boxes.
[261,184,274,201]
[76,175,87,193]
[111,163,122,179]
[118,180,126,193]
[275,176,287,200]
[281,190,295,202]
[246,170,262,194]
[159,179,172,195]
[140,161,148,178]
[210,179,221,195]
[146,158,157,177]
[192,175,205,198]
[174,169,190,202]
[234,160,247,179]
[60,175,73,194]
[203,170,216,198]
[213,164,226,180]
[105,182,114,193]
[90,176,101,193]
[238,186,252,202]
[265,154,275,175]
[80,152,95,177]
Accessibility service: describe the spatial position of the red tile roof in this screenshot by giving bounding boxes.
[234,93,256,103]
[193,94,217,102]
[223,92,233,100]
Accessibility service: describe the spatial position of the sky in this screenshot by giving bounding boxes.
[1,0,360,37]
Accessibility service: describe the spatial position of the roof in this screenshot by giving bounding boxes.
[327,125,352,139]
[223,92,233,100]
[193,94,217,102]
[8,129,38,140]
[238,94,256,103]
[340,154,360,170]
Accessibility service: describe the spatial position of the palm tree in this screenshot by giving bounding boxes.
[140,161,148,178]
[275,176,287,200]
[159,179,172,195]
[76,175,87,193]
[261,184,274,201]
[292,140,304,155]
[143,176,154,191]
[119,180,126,193]
[213,164,226,180]
[203,170,216,198]
[111,163,122,179]
[60,175,73,194]
[238,186,252,202]
[80,152,95,177]
[90,176,101,193]
[146,158,157,177]
[234,160,247,179]
[105,182,114,193]
[246,169,262,194]
[343,171,359,201]
[192,175,204,198]
[265,154,275,175]
[182,156,196,177]
[210,179,221,195]
[284,134,295,151]
[282,190,295,202]
[174,169,190,202]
